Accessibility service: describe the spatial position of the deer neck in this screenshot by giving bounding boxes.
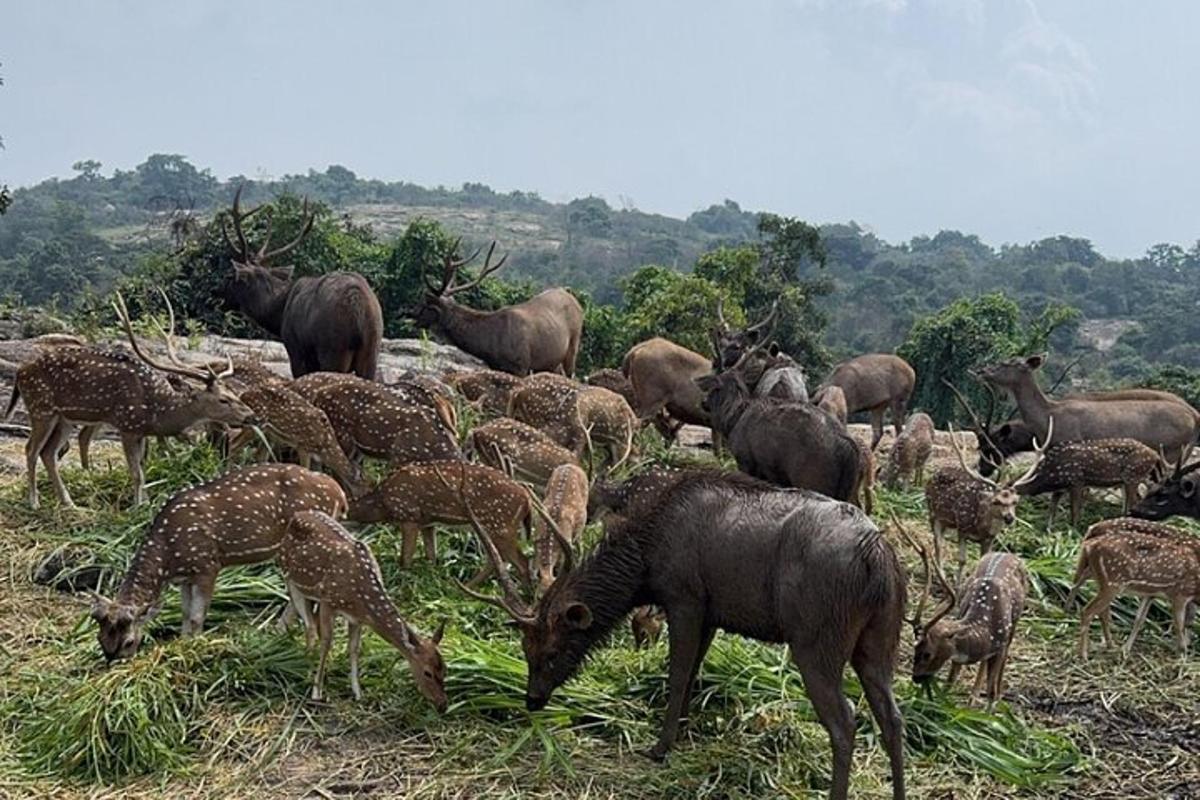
[240,279,292,336]
[116,529,168,609]
[147,389,214,435]
[435,300,497,359]
[945,616,997,663]
[559,528,648,650]
[1007,376,1052,436]
[368,596,418,655]
[709,385,751,436]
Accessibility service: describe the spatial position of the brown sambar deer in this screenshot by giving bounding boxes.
[278,510,447,708]
[7,293,256,508]
[90,464,347,661]
[221,186,384,379]
[414,242,583,376]
[621,337,713,442]
[813,354,916,448]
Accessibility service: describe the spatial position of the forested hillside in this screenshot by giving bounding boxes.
[3,154,1199,395]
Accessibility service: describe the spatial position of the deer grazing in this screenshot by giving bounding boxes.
[413,242,584,376]
[277,510,447,708]
[444,369,524,418]
[89,464,347,660]
[292,371,458,435]
[585,368,638,409]
[532,464,589,594]
[462,471,907,800]
[880,412,934,488]
[812,354,915,448]
[468,417,581,488]
[347,460,533,585]
[925,421,1051,578]
[221,186,383,379]
[630,605,667,649]
[508,374,637,470]
[816,385,849,425]
[1133,451,1200,521]
[1072,518,1200,658]
[1013,438,1163,529]
[896,519,1028,709]
[7,293,256,508]
[621,337,714,442]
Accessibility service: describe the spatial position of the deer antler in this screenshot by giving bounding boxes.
[524,487,575,577]
[947,423,1001,489]
[891,512,956,635]
[257,197,314,263]
[715,297,729,333]
[144,289,233,382]
[442,240,508,297]
[1009,416,1055,488]
[221,184,264,264]
[112,292,223,385]
[220,183,312,266]
[433,464,535,624]
[942,378,1000,458]
[746,300,780,337]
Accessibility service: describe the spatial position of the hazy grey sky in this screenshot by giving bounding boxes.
[3,1,1196,256]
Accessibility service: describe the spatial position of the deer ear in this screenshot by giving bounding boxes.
[1025,353,1047,370]
[563,602,593,630]
[270,265,295,282]
[431,621,446,645]
[90,593,111,620]
[140,603,162,623]
[767,342,781,357]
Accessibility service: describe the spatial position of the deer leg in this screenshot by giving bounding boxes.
[851,636,906,800]
[186,573,216,635]
[26,416,58,510]
[312,603,335,701]
[40,422,74,508]
[287,583,316,649]
[1171,595,1191,656]
[968,662,988,705]
[1045,493,1060,531]
[890,396,908,439]
[647,610,707,761]
[348,621,363,700]
[1070,488,1084,530]
[78,424,97,470]
[870,408,885,450]
[985,653,1005,710]
[1079,586,1118,660]
[422,526,437,563]
[120,434,147,506]
[946,662,963,688]
[400,523,420,568]
[793,651,856,800]
[931,519,944,570]
[1122,481,1139,514]
[492,528,531,587]
[679,626,716,719]
[179,584,194,636]
[1123,597,1154,657]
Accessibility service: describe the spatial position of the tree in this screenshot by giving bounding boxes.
[72,160,104,181]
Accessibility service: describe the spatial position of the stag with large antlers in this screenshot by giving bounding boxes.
[5,293,256,508]
[924,421,1051,578]
[710,299,780,371]
[1133,444,1200,521]
[221,185,383,379]
[896,518,1028,709]
[461,471,907,800]
[413,241,583,376]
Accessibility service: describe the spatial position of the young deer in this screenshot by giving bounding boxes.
[533,464,589,594]
[305,377,460,467]
[925,421,1051,578]
[468,417,581,487]
[1014,438,1162,529]
[7,292,256,508]
[897,517,1028,709]
[444,368,524,418]
[815,385,848,425]
[1073,518,1200,658]
[347,460,533,585]
[90,464,347,661]
[278,510,447,708]
[226,383,365,496]
[880,412,934,488]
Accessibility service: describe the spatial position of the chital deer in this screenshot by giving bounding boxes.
[468,417,581,487]
[347,460,532,585]
[533,464,589,594]
[292,372,457,434]
[90,464,346,660]
[585,368,638,409]
[7,293,256,508]
[631,605,667,649]
[305,377,460,467]
[509,373,635,468]
[895,517,1028,709]
[1014,438,1163,529]
[278,510,447,708]
[880,412,934,488]
[924,421,1051,578]
[226,383,365,496]
[444,368,524,418]
[1072,518,1200,658]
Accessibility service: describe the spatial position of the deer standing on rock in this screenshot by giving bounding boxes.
[90,464,347,661]
[278,510,447,708]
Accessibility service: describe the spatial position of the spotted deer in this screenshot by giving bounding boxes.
[880,412,934,488]
[533,464,589,594]
[89,464,347,660]
[896,517,1028,709]
[444,369,524,417]
[468,417,581,487]
[925,422,1051,579]
[347,460,533,585]
[631,605,667,649]
[7,293,256,508]
[1014,438,1163,530]
[305,377,460,467]
[815,384,848,426]
[278,510,447,708]
[1072,518,1200,658]
[292,371,457,434]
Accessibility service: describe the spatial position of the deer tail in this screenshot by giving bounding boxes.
[1066,542,1093,609]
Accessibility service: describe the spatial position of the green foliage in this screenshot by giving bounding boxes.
[1137,364,1200,408]
[619,265,730,358]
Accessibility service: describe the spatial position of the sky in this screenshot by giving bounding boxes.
[2,0,1197,257]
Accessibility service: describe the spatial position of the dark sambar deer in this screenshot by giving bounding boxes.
[222,186,384,379]
[463,472,907,800]
[414,242,584,376]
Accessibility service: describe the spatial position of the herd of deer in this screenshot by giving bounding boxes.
[9,188,1200,800]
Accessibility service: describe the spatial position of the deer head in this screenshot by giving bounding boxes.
[413,240,508,328]
[947,418,1052,529]
[91,594,161,662]
[221,185,315,319]
[399,621,448,712]
[976,353,1047,394]
[710,299,779,370]
[892,515,960,693]
[1134,443,1200,520]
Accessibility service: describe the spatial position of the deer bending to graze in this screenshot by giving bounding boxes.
[587,466,688,521]
[1013,438,1163,529]
[1072,520,1200,658]
[533,464,589,594]
[90,464,346,661]
[585,368,638,409]
[896,519,1027,709]
[621,338,713,443]
[816,385,848,425]
[881,413,934,488]
[468,418,581,488]
[226,383,365,497]
[292,371,458,434]
[979,354,1198,461]
[444,369,524,418]
[221,186,383,379]
[306,378,460,467]
[508,374,636,470]
[464,471,907,800]
[413,242,583,376]
[925,423,1050,578]
[278,510,447,708]
[1133,448,1200,521]
[7,293,256,508]
[813,354,915,449]
[347,460,533,585]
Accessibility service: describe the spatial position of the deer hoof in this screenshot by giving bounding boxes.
[644,744,670,763]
